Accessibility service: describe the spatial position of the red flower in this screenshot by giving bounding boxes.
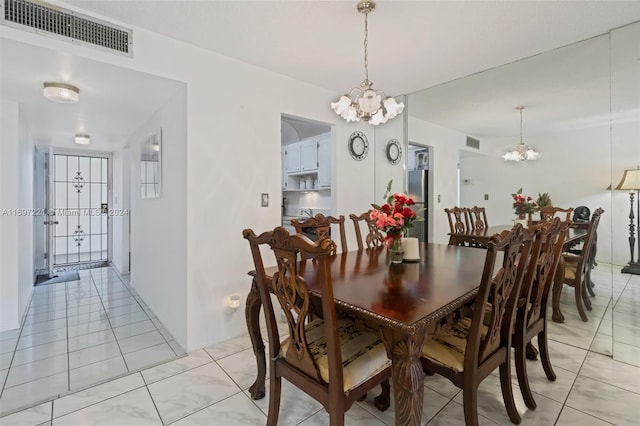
[381,203,391,213]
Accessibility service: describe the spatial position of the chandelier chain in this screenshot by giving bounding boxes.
[363,11,369,83]
[520,107,523,145]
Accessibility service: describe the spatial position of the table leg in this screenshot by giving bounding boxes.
[380,329,426,426]
[245,278,266,400]
[552,257,565,323]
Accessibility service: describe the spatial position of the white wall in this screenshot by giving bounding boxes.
[0,100,34,331]
[128,87,188,348]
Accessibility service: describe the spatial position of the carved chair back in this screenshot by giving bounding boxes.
[350,211,385,250]
[468,206,489,231]
[570,208,603,284]
[444,206,471,234]
[291,213,347,258]
[529,206,574,226]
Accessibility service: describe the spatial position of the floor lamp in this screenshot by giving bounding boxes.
[616,167,640,275]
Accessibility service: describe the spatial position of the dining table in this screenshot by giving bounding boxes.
[244,243,489,426]
[447,224,589,323]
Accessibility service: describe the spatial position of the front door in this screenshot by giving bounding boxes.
[48,152,111,275]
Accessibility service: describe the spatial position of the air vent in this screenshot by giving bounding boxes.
[2,0,132,56]
[466,136,480,149]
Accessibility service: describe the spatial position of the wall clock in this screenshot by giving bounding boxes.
[348,131,369,161]
[386,139,402,165]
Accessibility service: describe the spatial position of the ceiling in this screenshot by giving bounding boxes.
[2,1,640,149]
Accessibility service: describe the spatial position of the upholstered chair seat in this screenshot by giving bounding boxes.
[281,318,390,391]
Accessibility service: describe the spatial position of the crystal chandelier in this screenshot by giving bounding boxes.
[331,1,404,126]
[502,106,539,162]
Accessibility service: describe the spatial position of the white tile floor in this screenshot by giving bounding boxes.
[1,266,639,425]
[0,267,184,416]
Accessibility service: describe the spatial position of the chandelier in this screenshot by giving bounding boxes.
[331,1,404,126]
[501,106,539,162]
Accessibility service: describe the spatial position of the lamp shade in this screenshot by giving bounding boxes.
[615,168,640,191]
[43,82,79,103]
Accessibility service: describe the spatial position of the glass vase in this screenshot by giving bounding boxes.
[388,233,404,264]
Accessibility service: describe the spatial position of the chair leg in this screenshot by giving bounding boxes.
[586,278,596,297]
[266,375,282,426]
[538,329,556,381]
[329,403,345,426]
[462,385,480,426]
[574,283,589,322]
[515,338,537,410]
[374,379,391,412]
[582,288,592,311]
[499,361,522,424]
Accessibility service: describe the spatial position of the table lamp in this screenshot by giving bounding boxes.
[615,167,640,275]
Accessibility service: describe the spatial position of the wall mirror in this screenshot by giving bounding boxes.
[140,128,162,199]
[373,27,633,359]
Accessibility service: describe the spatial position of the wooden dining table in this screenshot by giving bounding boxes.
[447,225,589,323]
[245,243,489,426]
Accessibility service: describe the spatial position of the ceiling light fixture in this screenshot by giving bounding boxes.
[501,106,539,162]
[74,134,90,145]
[331,1,404,126]
[43,82,79,103]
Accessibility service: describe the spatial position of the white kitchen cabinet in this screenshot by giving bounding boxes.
[300,139,318,172]
[283,143,301,173]
[317,137,331,188]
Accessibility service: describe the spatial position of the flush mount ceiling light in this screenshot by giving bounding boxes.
[330,1,404,126]
[501,106,540,162]
[43,82,79,103]
[74,134,90,145]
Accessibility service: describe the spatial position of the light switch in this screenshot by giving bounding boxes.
[261,193,269,207]
[484,194,489,200]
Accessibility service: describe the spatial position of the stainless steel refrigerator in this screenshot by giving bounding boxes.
[407,170,428,242]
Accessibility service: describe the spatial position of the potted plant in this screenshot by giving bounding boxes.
[511,188,537,219]
[536,192,552,208]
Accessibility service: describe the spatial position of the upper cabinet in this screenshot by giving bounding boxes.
[317,137,331,188]
[282,133,331,191]
[283,143,301,173]
[300,139,319,172]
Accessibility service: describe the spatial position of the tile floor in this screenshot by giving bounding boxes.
[0,267,184,416]
[1,266,639,425]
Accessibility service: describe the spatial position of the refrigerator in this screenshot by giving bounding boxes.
[407,170,428,242]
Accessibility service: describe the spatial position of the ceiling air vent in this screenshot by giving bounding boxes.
[2,0,132,56]
[466,136,480,150]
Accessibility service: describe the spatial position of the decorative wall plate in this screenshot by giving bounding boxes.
[348,131,369,161]
[386,139,402,165]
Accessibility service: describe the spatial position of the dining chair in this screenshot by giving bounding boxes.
[242,227,392,426]
[528,206,574,226]
[291,213,347,258]
[444,206,471,234]
[420,223,534,426]
[349,211,385,250]
[468,206,489,231]
[554,208,603,322]
[513,218,568,410]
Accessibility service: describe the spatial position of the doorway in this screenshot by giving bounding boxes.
[39,150,112,279]
[406,143,432,243]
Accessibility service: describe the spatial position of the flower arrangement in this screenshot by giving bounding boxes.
[511,188,537,217]
[370,181,423,257]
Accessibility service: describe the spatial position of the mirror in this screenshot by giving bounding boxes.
[611,21,640,367]
[396,32,616,357]
[140,128,162,199]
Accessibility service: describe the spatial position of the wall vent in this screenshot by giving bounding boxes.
[2,0,132,56]
[466,136,480,150]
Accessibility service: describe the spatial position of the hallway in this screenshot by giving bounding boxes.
[0,267,184,415]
